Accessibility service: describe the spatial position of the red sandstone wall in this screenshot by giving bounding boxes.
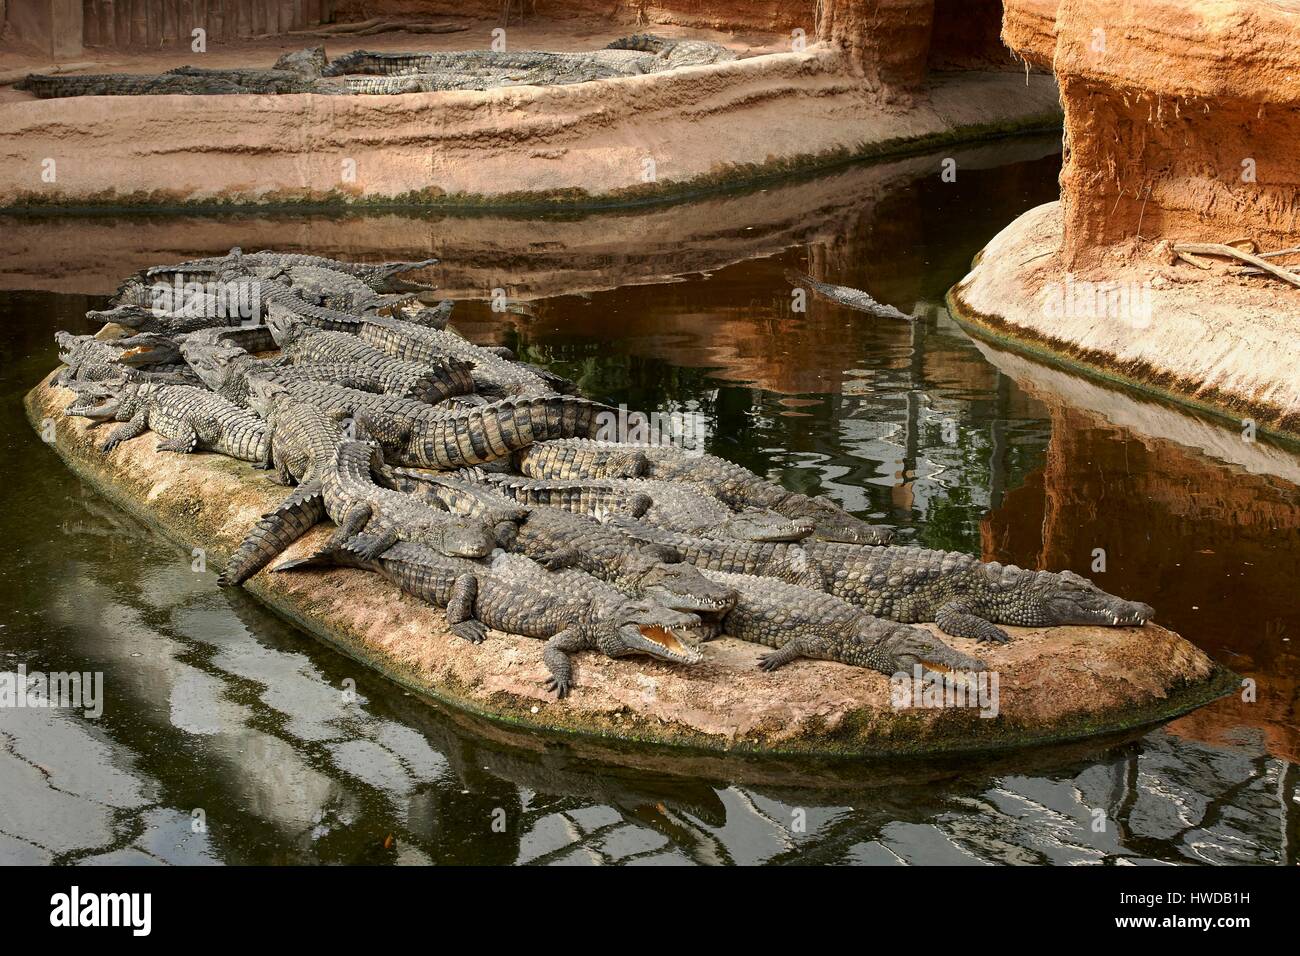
[1003,0,1300,261]
[331,0,813,33]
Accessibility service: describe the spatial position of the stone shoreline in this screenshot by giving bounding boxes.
[25,372,1236,757]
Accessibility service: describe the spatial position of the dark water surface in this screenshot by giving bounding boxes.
[1,138,1297,865]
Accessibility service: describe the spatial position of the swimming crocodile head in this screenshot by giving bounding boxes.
[598,598,703,666]
[719,507,815,543]
[624,554,737,614]
[982,566,1154,628]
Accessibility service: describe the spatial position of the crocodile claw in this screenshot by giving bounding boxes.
[450,621,487,644]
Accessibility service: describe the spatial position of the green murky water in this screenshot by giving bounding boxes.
[1,137,1296,864]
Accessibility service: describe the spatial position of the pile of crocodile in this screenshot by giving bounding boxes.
[51,248,1156,699]
[18,35,737,99]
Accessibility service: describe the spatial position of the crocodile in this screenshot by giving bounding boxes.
[88,302,246,337]
[55,331,184,385]
[146,248,438,294]
[384,470,736,615]
[180,332,457,408]
[785,270,914,322]
[67,381,270,464]
[246,378,345,486]
[164,47,327,84]
[604,34,738,69]
[319,48,658,79]
[516,438,893,545]
[336,388,605,469]
[218,480,326,588]
[18,73,256,98]
[356,320,552,397]
[603,519,1155,644]
[276,541,701,697]
[688,569,986,681]
[313,72,528,94]
[459,471,814,542]
[318,438,498,559]
[269,319,475,405]
[271,264,418,314]
[514,439,647,479]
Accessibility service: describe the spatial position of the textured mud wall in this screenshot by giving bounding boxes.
[929,0,1012,71]
[77,0,331,48]
[1003,0,1300,263]
[817,0,934,89]
[332,0,813,33]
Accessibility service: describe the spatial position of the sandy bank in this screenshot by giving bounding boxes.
[0,41,1060,210]
[948,201,1300,443]
[25,372,1233,757]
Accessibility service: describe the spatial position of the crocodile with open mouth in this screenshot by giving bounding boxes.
[276,541,702,698]
[53,331,188,386]
[604,518,1155,645]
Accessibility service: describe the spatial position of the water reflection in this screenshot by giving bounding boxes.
[0,138,1296,864]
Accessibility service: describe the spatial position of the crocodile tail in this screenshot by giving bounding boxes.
[419,395,603,467]
[219,482,326,587]
[271,531,387,574]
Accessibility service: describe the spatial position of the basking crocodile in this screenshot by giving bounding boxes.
[181,331,466,408]
[147,248,437,294]
[689,569,986,680]
[92,306,242,338]
[270,320,475,405]
[319,48,658,79]
[385,470,736,615]
[461,471,815,542]
[318,439,498,559]
[54,331,185,385]
[276,541,702,698]
[219,481,325,588]
[785,270,913,322]
[68,381,270,464]
[605,518,1155,644]
[604,34,738,69]
[217,384,344,586]
[271,264,418,315]
[302,385,604,469]
[246,378,344,486]
[516,438,893,545]
[18,73,256,98]
[356,321,552,397]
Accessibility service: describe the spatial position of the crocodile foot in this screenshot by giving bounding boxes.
[450,620,487,644]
